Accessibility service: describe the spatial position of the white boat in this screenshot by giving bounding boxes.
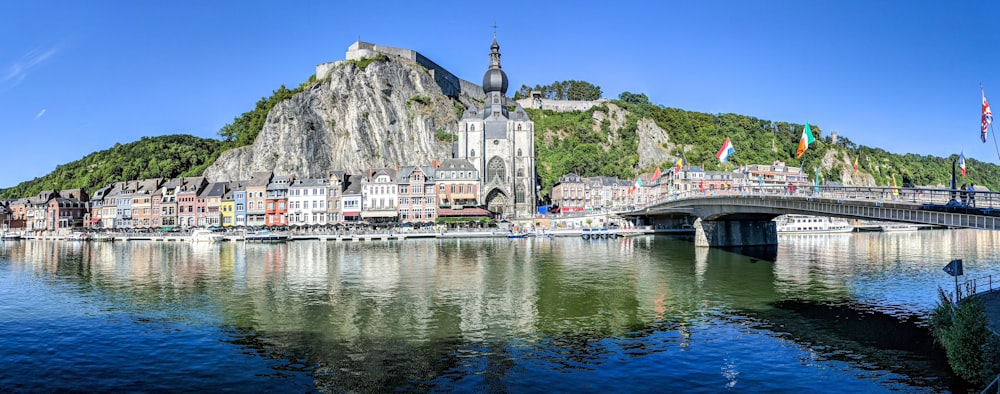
[190,229,223,242]
[92,233,116,242]
[244,231,290,243]
[0,233,22,241]
[775,215,854,235]
[64,232,90,242]
[880,223,919,232]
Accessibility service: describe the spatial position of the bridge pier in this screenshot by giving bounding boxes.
[694,218,777,248]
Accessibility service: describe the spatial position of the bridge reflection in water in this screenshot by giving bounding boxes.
[625,185,1000,249]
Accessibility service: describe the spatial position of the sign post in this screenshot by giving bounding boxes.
[943,259,964,301]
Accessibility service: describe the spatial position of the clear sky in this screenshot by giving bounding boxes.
[1,1,996,188]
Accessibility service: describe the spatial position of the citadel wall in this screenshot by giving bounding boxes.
[315,41,485,100]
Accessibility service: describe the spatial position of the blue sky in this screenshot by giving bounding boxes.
[1,1,996,188]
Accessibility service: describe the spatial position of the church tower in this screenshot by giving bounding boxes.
[455,37,536,219]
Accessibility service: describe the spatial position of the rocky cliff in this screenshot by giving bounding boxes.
[203,56,471,181]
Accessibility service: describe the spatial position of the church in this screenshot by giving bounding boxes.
[454,37,537,219]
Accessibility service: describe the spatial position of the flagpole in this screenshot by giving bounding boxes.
[991,122,1000,162]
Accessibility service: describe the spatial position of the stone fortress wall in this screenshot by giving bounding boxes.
[316,41,485,100]
[515,94,606,113]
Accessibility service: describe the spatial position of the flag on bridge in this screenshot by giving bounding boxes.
[959,152,967,176]
[716,137,735,163]
[983,86,993,143]
[853,156,859,175]
[796,122,816,158]
[674,157,684,174]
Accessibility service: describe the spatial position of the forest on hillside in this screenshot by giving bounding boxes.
[0,135,222,199]
[530,91,999,194]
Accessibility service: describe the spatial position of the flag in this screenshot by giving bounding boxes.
[674,157,684,173]
[716,137,735,163]
[853,156,859,175]
[891,174,899,196]
[959,152,967,176]
[983,86,993,143]
[651,167,663,182]
[796,122,815,158]
[628,178,643,194]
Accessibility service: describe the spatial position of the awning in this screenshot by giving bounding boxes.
[343,212,360,218]
[362,211,397,218]
[90,218,100,223]
[437,207,492,217]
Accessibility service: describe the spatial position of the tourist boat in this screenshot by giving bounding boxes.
[775,215,854,235]
[244,231,290,243]
[190,229,223,242]
[507,232,526,239]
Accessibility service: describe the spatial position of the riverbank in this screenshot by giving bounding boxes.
[10,227,695,242]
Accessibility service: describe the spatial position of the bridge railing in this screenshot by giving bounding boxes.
[644,186,1000,212]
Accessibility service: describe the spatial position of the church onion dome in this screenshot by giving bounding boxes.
[482,37,508,95]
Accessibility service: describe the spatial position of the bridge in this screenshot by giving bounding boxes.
[623,185,1000,248]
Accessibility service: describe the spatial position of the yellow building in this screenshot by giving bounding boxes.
[221,194,235,227]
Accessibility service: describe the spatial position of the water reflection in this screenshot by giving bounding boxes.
[2,231,997,392]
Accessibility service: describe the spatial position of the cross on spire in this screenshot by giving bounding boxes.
[492,21,498,38]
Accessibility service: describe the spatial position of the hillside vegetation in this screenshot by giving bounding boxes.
[531,91,1000,194]
[5,73,999,199]
[0,135,222,199]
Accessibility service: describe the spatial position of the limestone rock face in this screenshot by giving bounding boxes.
[822,149,875,186]
[636,117,673,170]
[203,57,469,181]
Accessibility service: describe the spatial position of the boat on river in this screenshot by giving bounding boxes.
[64,232,90,242]
[775,215,854,235]
[190,229,223,242]
[0,233,22,241]
[244,231,290,243]
[879,222,920,232]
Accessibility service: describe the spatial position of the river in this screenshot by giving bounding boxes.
[1,230,998,393]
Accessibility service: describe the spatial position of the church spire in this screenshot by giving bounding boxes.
[489,35,501,69]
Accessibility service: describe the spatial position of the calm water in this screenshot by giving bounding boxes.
[2,230,999,393]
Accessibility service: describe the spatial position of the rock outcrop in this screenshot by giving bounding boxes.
[203,56,471,181]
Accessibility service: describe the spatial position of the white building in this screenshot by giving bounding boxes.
[288,178,330,226]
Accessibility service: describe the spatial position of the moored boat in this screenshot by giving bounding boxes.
[0,233,22,241]
[880,223,920,232]
[64,232,90,242]
[190,229,223,242]
[244,231,290,243]
[775,215,854,235]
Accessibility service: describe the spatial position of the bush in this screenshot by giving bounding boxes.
[930,288,1000,384]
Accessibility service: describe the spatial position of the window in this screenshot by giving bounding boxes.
[470,149,476,157]
[267,202,274,210]
[517,168,524,177]
[516,185,525,203]
[487,157,506,183]
[517,148,522,157]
